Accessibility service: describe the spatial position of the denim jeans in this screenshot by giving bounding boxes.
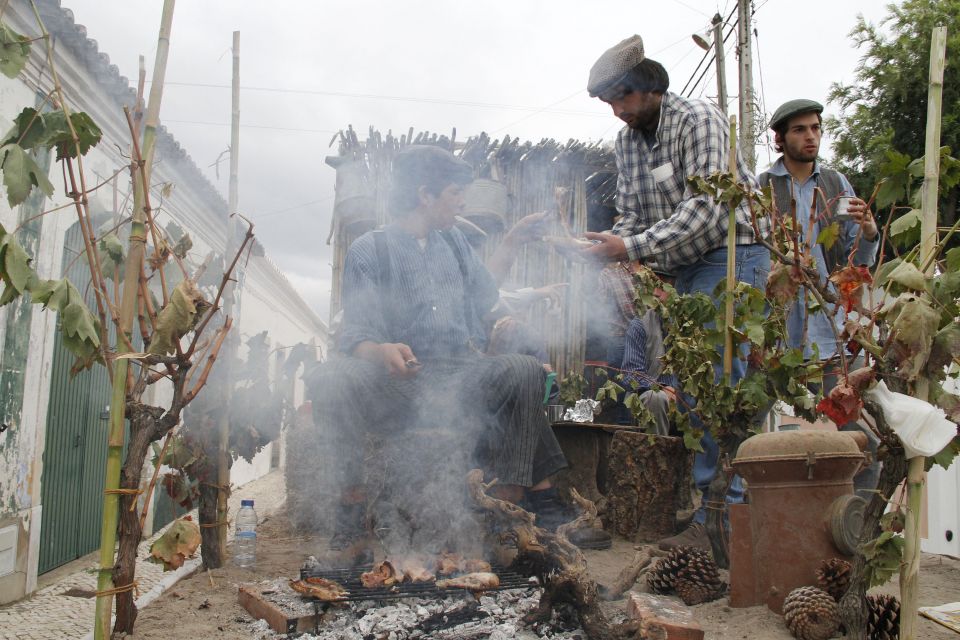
[673,244,770,524]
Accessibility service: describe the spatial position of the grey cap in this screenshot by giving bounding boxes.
[587,35,644,97]
[769,99,823,130]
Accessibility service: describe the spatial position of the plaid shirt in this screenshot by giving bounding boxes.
[612,92,770,272]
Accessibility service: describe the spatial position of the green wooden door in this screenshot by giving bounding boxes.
[38,222,115,573]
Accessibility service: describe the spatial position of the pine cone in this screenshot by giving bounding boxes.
[866,593,900,640]
[674,551,724,605]
[647,546,701,594]
[816,558,852,601]
[783,586,841,640]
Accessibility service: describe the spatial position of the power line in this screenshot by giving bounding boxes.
[150,80,606,117]
[684,14,738,99]
[164,118,338,135]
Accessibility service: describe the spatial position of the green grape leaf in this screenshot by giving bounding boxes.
[0,226,33,294]
[861,530,905,589]
[885,260,927,292]
[0,23,31,79]
[37,110,102,160]
[3,108,46,149]
[889,209,921,248]
[1,143,54,207]
[946,247,960,274]
[816,222,840,250]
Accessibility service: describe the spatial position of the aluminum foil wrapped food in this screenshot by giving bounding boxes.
[563,399,600,423]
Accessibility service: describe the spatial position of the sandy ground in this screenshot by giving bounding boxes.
[125,507,960,639]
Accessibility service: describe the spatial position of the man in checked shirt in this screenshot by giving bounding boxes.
[582,35,772,552]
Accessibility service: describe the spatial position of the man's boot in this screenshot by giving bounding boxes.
[657,521,710,552]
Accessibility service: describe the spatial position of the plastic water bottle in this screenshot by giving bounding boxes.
[234,499,258,568]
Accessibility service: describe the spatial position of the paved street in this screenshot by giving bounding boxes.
[0,471,285,640]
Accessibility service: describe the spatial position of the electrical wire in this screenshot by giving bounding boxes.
[679,3,738,97]
[164,118,339,135]
[150,80,605,117]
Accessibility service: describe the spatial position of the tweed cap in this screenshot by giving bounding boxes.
[769,99,823,130]
[587,35,645,97]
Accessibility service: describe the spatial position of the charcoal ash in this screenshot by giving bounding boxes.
[249,586,586,639]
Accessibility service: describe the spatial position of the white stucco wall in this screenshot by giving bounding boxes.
[0,0,327,603]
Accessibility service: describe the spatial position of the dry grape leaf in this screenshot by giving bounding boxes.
[766,261,804,305]
[816,382,862,425]
[1,143,55,207]
[148,279,205,355]
[884,260,926,292]
[829,265,872,313]
[172,232,192,260]
[148,518,201,571]
[845,366,876,393]
[883,293,941,381]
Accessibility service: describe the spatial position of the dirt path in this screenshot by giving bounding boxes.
[128,507,960,639]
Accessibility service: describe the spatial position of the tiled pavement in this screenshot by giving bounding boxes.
[0,470,286,640]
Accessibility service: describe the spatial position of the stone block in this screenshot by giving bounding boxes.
[626,591,704,640]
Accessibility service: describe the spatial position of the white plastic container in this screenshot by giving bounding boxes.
[234,499,258,568]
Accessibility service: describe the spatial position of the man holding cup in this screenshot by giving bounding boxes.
[759,99,879,359]
[760,99,881,496]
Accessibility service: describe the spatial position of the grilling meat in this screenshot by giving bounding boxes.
[462,559,492,573]
[396,557,435,583]
[435,552,463,576]
[289,576,349,601]
[436,572,500,591]
[360,560,398,588]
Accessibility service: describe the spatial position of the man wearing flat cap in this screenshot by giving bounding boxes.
[582,35,772,552]
[760,99,880,496]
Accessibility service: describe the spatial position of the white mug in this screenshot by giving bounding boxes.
[834,196,852,221]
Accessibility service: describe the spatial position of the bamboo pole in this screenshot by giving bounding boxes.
[901,24,946,640]
[723,115,738,380]
[215,29,241,567]
[93,2,176,637]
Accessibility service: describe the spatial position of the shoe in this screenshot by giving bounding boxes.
[328,503,373,568]
[657,522,710,552]
[567,527,613,550]
[525,488,577,532]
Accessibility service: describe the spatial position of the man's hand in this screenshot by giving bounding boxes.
[581,231,628,262]
[505,212,552,245]
[354,341,421,377]
[845,197,878,241]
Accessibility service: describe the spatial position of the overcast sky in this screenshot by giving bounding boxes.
[59,0,892,322]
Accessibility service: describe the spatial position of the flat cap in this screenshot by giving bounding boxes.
[769,99,823,130]
[587,35,644,97]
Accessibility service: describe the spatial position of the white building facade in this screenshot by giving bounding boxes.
[0,0,327,603]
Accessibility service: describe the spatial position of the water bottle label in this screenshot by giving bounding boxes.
[236,531,257,540]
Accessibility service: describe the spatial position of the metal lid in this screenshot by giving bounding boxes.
[735,430,861,463]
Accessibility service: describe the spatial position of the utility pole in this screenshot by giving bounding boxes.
[214,29,241,566]
[711,13,728,114]
[737,0,756,171]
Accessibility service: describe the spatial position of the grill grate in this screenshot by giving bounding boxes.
[299,564,532,602]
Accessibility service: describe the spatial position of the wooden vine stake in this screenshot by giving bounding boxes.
[901,24,946,640]
[704,115,740,568]
[93,2,176,638]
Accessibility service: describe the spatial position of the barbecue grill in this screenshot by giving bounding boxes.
[299,564,532,602]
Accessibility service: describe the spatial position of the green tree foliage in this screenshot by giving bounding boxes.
[828,0,960,224]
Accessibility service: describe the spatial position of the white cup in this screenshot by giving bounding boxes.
[835,196,852,221]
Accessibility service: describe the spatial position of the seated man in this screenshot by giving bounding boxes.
[620,310,677,436]
[306,146,602,554]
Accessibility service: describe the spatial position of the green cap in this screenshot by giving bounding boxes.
[769,99,823,131]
